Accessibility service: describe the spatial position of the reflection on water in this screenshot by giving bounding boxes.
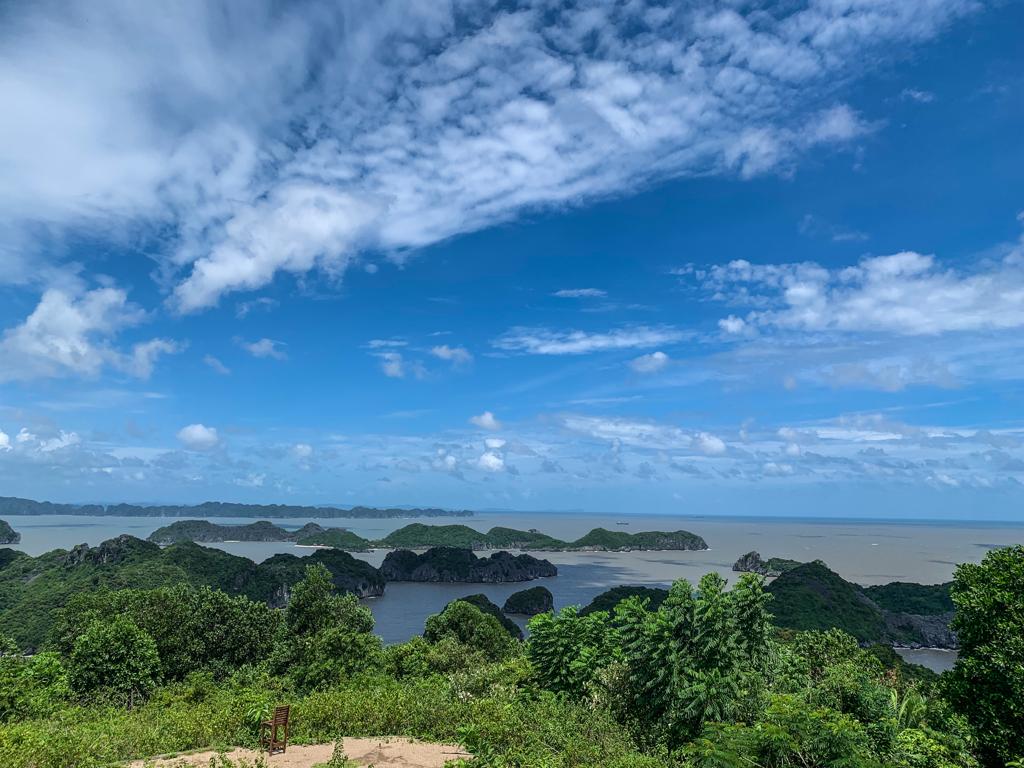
[896,648,958,673]
[3,511,1021,651]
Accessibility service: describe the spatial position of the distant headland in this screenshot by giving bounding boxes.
[0,496,472,519]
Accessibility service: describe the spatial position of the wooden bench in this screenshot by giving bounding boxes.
[260,705,290,755]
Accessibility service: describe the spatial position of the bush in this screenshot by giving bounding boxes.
[67,617,159,706]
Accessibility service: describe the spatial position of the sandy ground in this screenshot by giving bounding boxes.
[128,738,471,767]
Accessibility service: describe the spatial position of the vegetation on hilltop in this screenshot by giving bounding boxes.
[767,560,957,647]
[377,523,490,549]
[864,581,954,615]
[580,585,669,615]
[0,537,382,650]
[502,586,553,616]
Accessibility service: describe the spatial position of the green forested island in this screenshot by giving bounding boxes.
[148,519,369,549]
[0,495,471,519]
[144,519,709,552]
[375,522,708,551]
[380,546,557,582]
[766,561,956,647]
[1,545,1020,768]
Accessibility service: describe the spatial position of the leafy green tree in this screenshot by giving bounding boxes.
[67,617,159,706]
[0,635,70,721]
[685,694,880,768]
[527,606,621,696]
[424,600,518,662]
[52,584,280,681]
[275,564,381,689]
[944,544,1024,767]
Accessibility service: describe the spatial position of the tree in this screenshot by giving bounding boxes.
[67,617,159,706]
[944,544,1024,767]
[527,606,620,696]
[424,600,517,662]
[275,564,381,689]
[53,584,281,681]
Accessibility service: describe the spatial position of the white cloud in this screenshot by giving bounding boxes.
[430,345,473,366]
[0,0,977,307]
[39,430,81,452]
[470,411,502,430]
[477,451,505,472]
[699,247,1024,335]
[366,339,407,349]
[204,354,231,375]
[239,337,287,360]
[561,415,691,450]
[629,351,669,374]
[374,351,425,379]
[0,286,180,381]
[901,88,936,103]
[694,431,727,455]
[177,423,220,450]
[292,443,313,459]
[719,315,746,334]
[0,431,9,452]
[495,326,684,355]
[484,437,506,450]
[553,288,606,298]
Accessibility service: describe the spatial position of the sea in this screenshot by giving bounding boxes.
[7,511,1021,673]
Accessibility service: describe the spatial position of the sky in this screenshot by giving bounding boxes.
[0,0,1023,519]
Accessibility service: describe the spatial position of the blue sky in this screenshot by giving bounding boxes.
[1,0,1023,518]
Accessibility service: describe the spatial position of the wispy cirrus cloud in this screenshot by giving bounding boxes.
[0,0,976,311]
[495,326,686,356]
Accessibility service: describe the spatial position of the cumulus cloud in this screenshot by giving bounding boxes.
[477,451,505,472]
[0,431,10,452]
[553,288,607,298]
[495,326,684,355]
[694,431,727,455]
[430,345,473,366]
[697,248,1024,335]
[0,285,181,381]
[0,0,976,307]
[469,411,502,431]
[177,423,220,450]
[292,443,313,459]
[629,351,669,374]
[238,337,287,360]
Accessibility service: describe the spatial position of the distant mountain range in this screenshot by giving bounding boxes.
[0,496,471,519]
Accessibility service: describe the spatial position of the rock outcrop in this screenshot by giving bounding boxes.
[381,546,557,582]
[732,551,802,577]
[0,519,20,545]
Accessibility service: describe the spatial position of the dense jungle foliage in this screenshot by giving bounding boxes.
[0,546,1021,768]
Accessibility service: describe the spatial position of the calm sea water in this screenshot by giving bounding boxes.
[7,511,1022,671]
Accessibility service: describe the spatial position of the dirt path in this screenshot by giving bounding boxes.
[128,738,471,767]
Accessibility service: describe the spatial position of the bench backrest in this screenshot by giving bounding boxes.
[271,706,289,726]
